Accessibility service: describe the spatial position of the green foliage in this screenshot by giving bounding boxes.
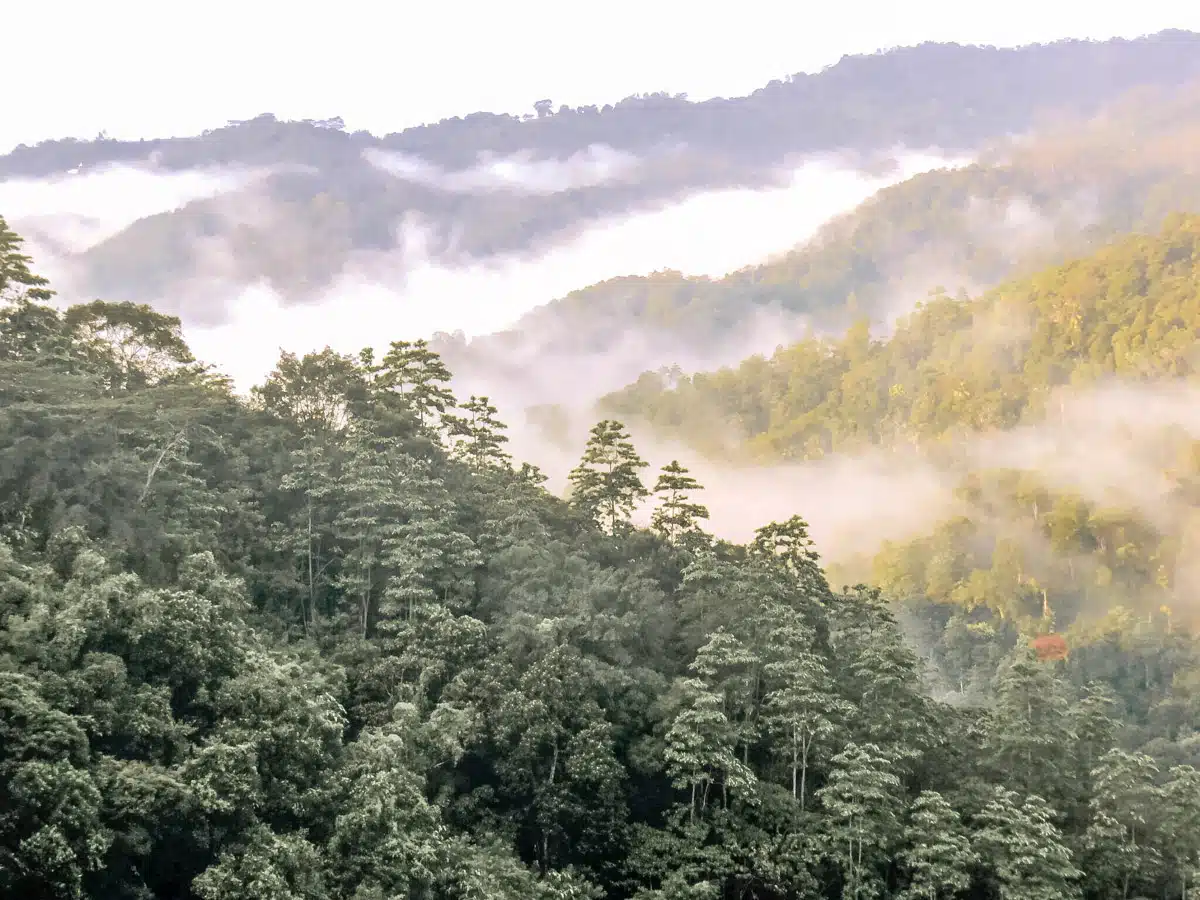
[899,791,976,900]
[975,789,1082,900]
[650,461,710,548]
[604,214,1200,460]
[7,218,1200,900]
[445,394,512,470]
[567,419,650,534]
[0,214,53,303]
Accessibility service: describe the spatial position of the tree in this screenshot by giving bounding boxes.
[276,437,340,630]
[1084,748,1166,900]
[332,425,404,637]
[377,339,456,427]
[761,606,851,809]
[651,460,710,547]
[984,642,1076,804]
[750,515,830,597]
[445,394,512,470]
[663,677,756,823]
[0,297,77,369]
[0,673,110,899]
[376,456,480,628]
[0,215,53,303]
[690,629,761,770]
[567,420,649,533]
[1161,766,1200,900]
[192,826,328,900]
[817,742,903,900]
[63,300,198,390]
[975,788,1082,900]
[832,586,932,760]
[252,347,367,432]
[900,791,976,900]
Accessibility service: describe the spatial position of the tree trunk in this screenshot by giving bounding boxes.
[800,733,810,811]
[791,729,799,800]
[305,494,314,633]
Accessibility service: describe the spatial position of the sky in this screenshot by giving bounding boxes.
[6,1,1200,152]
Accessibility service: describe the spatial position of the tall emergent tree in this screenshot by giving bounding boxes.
[568,419,649,533]
[0,214,54,303]
[377,338,456,427]
[445,394,511,470]
[651,460,710,547]
[899,791,976,900]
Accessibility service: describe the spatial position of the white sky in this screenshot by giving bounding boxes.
[5,1,1200,152]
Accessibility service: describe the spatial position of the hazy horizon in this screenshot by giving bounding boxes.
[6,3,1200,151]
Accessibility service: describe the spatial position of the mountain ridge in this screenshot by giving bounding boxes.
[6,30,1200,176]
[7,30,1200,320]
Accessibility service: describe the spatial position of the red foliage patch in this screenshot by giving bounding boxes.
[1032,633,1069,661]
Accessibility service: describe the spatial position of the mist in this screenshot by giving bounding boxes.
[363,144,641,194]
[172,150,963,390]
[0,162,275,255]
[5,149,1195,605]
[2,149,972,395]
[497,381,1200,589]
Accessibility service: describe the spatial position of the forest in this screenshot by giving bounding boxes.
[4,204,1200,900]
[602,213,1200,457]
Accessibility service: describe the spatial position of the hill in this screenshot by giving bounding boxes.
[435,84,1200,410]
[7,31,1200,313]
[589,216,1200,664]
[600,214,1200,458]
[5,218,1200,900]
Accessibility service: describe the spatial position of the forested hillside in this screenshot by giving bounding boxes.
[600,213,1200,701]
[5,213,1200,900]
[9,31,1200,312]
[441,80,1200,406]
[601,213,1200,457]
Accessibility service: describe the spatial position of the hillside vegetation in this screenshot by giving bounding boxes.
[432,84,1200,417]
[596,214,1200,697]
[602,213,1200,457]
[5,216,1200,899]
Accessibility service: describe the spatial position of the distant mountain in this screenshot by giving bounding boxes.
[7,31,1200,178]
[5,30,1200,314]
[435,81,1200,412]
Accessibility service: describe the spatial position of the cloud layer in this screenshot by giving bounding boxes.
[363,145,641,194]
[157,150,959,389]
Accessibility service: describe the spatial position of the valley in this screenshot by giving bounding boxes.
[3,27,1200,900]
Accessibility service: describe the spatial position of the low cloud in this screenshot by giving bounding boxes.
[969,380,1200,529]
[363,144,641,194]
[494,380,1200,589]
[177,150,963,390]
[0,162,273,254]
[501,404,960,561]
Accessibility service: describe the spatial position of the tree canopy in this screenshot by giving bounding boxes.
[4,170,1200,900]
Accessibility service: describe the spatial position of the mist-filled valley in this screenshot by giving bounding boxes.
[4,27,1200,900]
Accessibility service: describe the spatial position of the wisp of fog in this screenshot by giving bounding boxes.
[0,163,274,256]
[502,382,1200,579]
[3,148,964,391]
[363,145,642,194]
